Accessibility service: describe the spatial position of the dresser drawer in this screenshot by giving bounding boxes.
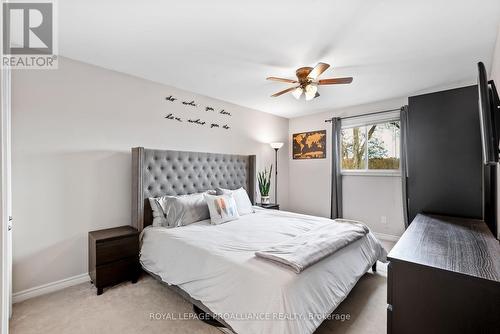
[95,236,138,266]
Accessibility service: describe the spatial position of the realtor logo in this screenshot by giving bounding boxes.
[2,1,58,69]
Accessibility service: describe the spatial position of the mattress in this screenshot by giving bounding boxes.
[140,208,387,334]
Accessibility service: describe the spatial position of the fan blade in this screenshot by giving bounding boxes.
[266,77,298,84]
[271,86,299,97]
[307,62,330,80]
[318,77,353,85]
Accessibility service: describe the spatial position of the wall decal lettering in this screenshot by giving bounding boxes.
[182,100,197,107]
[188,119,206,125]
[164,95,231,130]
[165,113,182,122]
[165,95,177,102]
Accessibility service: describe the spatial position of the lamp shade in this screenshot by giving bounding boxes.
[270,142,284,149]
[292,87,303,100]
[304,84,318,101]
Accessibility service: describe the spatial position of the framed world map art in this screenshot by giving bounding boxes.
[292,130,327,159]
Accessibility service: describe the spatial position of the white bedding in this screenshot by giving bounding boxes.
[255,219,369,273]
[140,208,387,334]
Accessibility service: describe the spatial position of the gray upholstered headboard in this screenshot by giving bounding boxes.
[132,147,256,231]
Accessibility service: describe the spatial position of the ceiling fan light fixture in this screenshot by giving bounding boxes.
[267,62,353,100]
[292,87,303,100]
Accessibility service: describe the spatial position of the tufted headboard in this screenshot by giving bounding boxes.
[132,147,256,231]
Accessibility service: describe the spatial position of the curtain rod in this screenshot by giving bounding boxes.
[324,106,404,123]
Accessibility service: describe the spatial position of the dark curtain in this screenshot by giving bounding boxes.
[331,117,343,219]
[400,105,410,228]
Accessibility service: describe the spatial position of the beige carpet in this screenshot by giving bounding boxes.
[11,241,394,334]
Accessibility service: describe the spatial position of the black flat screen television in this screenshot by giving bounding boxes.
[478,61,500,165]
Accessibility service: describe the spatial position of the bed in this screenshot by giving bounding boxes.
[132,147,387,334]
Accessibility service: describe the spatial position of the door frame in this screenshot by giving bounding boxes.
[0,2,13,332]
[0,65,12,333]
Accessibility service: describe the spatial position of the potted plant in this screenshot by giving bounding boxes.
[258,165,273,204]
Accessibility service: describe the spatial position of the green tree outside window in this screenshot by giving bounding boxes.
[342,121,400,170]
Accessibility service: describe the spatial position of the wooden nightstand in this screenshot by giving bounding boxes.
[255,203,280,210]
[88,226,140,295]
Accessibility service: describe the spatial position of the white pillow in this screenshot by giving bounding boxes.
[216,187,254,215]
[149,197,169,227]
[149,191,214,227]
[204,193,240,225]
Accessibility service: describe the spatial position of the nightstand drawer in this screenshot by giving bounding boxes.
[95,257,139,287]
[95,236,138,266]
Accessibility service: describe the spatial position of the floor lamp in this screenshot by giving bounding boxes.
[269,142,284,203]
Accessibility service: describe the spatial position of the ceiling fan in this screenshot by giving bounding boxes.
[267,62,353,101]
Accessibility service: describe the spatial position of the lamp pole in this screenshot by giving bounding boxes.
[274,148,278,203]
[269,142,283,205]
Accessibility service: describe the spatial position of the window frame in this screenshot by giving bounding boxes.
[340,111,401,176]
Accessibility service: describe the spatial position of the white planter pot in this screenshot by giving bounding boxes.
[261,196,270,204]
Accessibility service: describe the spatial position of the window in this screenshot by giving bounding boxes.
[341,120,400,173]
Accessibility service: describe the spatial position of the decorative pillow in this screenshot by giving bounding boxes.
[216,187,254,215]
[149,191,214,227]
[204,193,240,225]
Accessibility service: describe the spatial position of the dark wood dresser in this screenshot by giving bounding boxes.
[88,226,140,295]
[387,214,500,334]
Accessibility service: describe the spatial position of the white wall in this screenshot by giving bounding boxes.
[11,57,289,293]
[288,98,407,237]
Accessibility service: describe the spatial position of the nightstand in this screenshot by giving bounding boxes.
[255,203,280,210]
[88,226,140,295]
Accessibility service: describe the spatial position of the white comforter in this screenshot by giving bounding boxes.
[140,208,387,334]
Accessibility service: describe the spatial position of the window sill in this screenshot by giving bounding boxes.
[341,170,401,177]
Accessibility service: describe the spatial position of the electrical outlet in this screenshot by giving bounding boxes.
[380,216,387,225]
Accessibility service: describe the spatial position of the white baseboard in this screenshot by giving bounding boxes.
[373,232,400,242]
[13,273,90,304]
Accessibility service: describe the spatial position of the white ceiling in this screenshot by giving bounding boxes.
[59,0,500,118]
